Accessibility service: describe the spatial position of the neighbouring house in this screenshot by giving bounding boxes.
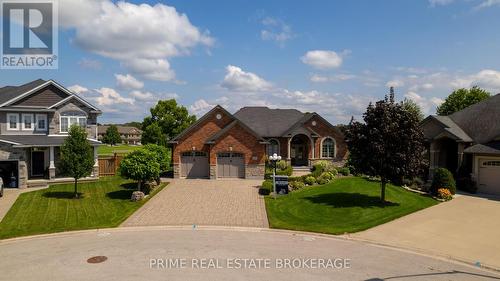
[422,94,500,195]
[0,79,102,188]
[97,125,142,145]
[169,105,347,179]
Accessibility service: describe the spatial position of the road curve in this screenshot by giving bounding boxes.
[0,226,498,281]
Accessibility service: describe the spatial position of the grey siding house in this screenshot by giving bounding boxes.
[422,94,500,195]
[0,79,102,188]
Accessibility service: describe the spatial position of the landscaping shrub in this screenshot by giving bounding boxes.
[431,168,456,195]
[288,176,302,182]
[330,169,338,177]
[311,160,337,177]
[277,160,288,170]
[289,181,306,191]
[259,180,273,195]
[265,161,292,179]
[338,167,350,176]
[304,176,316,185]
[402,177,425,191]
[437,188,453,201]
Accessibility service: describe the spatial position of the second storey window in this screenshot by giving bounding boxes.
[7,113,18,130]
[35,114,47,131]
[21,114,33,130]
[60,112,87,133]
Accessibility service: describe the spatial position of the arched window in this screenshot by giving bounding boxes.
[321,138,335,158]
[266,139,279,156]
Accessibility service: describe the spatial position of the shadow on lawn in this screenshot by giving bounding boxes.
[106,189,133,200]
[304,193,399,208]
[43,191,84,199]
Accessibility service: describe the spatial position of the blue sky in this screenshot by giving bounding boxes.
[2,0,500,124]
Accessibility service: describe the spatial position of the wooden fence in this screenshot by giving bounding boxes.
[98,154,124,176]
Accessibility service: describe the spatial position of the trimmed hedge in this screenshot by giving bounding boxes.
[431,168,456,195]
[259,180,273,195]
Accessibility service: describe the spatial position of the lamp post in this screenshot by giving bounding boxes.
[269,153,282,199]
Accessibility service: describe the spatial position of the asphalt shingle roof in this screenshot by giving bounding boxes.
[464,141,500,155]
[431,115,473,142]
[0,79,46,105]
[233,107,306,137]
[448,94,500,144]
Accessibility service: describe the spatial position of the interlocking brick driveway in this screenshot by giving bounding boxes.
[121,179,268,228]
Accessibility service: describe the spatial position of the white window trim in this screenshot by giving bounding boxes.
[35,114,47,131]
[266,138,280,157]
[6,113,19,130]
[59,115,87,133]
[320,137,337,158]
[21,113,34,131]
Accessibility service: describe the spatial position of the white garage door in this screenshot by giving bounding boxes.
[478,159,500,196]
[181,151,209,178]
[217,153,245,178]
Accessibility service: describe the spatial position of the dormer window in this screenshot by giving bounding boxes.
[60,112,87,133]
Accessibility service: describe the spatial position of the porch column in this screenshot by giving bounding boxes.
[428,141,437,180]
[92,146,99,177]
[49,146,55,180]
[457,142,465,173]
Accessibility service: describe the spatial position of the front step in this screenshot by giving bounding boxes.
[27,179,49,189]
[292,166,311,177]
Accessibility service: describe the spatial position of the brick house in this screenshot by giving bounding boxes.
[169,105,347,179]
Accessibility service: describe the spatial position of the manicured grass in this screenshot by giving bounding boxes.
[98,144,142,156]
[0,177,165,239]
[265,177,438,235]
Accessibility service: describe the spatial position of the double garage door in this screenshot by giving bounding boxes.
[180,152,245,179]
[478,158,500,196]
[217,153,245,178]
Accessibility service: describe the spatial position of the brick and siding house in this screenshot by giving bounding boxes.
[0,79,101,188]
[170,105,347,179]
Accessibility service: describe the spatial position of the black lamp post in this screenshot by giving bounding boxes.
[269,153,282,198]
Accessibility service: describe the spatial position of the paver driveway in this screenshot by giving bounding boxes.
[352,194,500,271]
[122,179,268,228]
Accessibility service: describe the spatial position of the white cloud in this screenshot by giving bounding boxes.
[220,65,273,92]
[475,0,500,9]
[95,88,134,106]
[301,50,345,69]
[386,79,405,88]
[405,91,444,114]
[115,74,144,90]
[190,99,214,116]
[130,90,178,102]
[60,0,214,81]
[260,17,294,46]
[429,0,454,7]
[68,85,89,95]
[310,73,356,83]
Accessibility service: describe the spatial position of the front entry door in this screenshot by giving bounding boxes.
[31,151,45,177]
[291,143,308,166]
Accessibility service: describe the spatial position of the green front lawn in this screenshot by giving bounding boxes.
[265,177,437,235]
[98,144,142,156]
[0,177,164,239]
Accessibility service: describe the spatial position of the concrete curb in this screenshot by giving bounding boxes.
[1,225,499,275]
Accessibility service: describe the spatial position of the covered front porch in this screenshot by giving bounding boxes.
[0,135,101,188]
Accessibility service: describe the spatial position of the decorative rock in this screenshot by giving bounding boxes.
[131,191,145,201]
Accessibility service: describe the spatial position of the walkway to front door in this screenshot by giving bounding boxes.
[121,179,268,228]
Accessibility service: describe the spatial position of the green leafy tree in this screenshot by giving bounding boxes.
[102,125,121,146]
[141,122,166,146]
[345,90,425,202]
[141,99,196,145]
[59,126,95,198]
[437,86,490,115]
[143,144,170,172]
[119,149,161,191]
[402,98,424,121]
